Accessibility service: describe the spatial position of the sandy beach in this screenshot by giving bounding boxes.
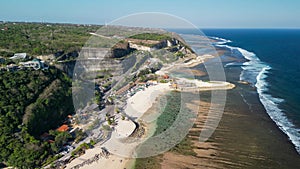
[66,83,171,169]
[134,70,300,169]
[65,147,131,169]
[66,77,236,168]
[124,83,171,120]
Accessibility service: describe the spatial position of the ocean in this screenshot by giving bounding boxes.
[171,29,300,154]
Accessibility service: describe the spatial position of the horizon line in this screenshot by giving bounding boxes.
[1,20,300,30]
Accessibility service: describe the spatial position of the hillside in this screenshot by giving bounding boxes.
[0,22,101,58]
[0,23,196,168]
[0,68,73,168]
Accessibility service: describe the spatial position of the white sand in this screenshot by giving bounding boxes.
[124,83,171,119]
[65,147,130,169]
[66,80,234,168]
[176,78,235,91]
[66,83,171,169]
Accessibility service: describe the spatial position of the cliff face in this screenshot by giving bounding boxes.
[111,42,135,58]
[55,33,195,77]
[55,60,76,77]
[125,37,193,54]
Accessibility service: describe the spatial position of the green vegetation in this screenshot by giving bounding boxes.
[71,143,89,157]
[0,22,101,57]
[159,79,168,83]
[24,76,73,136]
[133,92,197,168]
[175,51,185,57]
[154,92,197,156]
[71,141,94,157]
[74,129,87,144]
[0,22,196,168]
[133,155,163,169]
[153,92,182,136]
[49,130,72,153]
[0,68,73,168]
[42,154,63,167]
[130,33,172,41]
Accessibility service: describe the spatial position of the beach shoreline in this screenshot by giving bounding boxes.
[65,50,236,168]
[132,65,300,169]
[67,32,300,169]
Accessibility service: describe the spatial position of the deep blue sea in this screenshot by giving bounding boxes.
[172,29,300,154]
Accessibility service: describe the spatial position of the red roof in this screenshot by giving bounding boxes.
[56,124,69,132]
[162,74,169,79]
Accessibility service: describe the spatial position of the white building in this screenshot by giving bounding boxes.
[9,53,27,60]
[19,58,49,70]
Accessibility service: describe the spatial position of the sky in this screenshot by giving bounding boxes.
[0,0,299,28]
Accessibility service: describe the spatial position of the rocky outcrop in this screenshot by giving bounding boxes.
[56,51,79,61]
[111,42,135,58]
[55,60,76,77]
[54,33,195,77]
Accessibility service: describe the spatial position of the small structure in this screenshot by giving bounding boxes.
[163,74,169,79]
[10,53,27,60]
[56,124,69,132]
[147,80,158,85]
[114,120,136,138]
[115,82,135,95]
[19,58,49,70]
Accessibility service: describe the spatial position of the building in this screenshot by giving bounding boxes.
[147,80,158,85]
[163,74,169,79]
[19,58,49,70]
[115,82,135,95]
[56,124,69,132]
[10,53,27,60]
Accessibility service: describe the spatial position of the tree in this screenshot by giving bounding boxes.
[55,132,71,148]
[107,118,112,125]
[50,143,59,153]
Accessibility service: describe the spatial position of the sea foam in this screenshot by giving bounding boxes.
[211,36,300,154]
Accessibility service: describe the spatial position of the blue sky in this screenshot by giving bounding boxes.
[0,0,299,28]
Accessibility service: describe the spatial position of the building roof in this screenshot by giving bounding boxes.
[10,53,27,60]
[56,124,69,132]
[163,74,169,79]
